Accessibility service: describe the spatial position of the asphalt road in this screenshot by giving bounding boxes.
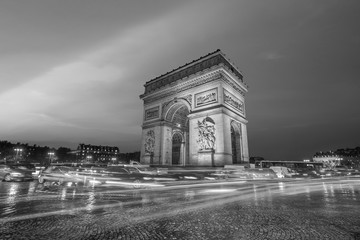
[0,177,360,239]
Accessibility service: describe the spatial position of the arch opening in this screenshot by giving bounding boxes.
[172,132,182,165]
[165,102,190,165]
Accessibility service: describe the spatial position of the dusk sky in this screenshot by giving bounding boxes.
[1,0,359,161]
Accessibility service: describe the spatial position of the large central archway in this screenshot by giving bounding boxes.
[164,100,190,165]
[172,132,182,165]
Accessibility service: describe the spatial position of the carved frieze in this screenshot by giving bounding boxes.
[195,88,218,108]
[224,89,244,114]
[196,117,216,150]
[143,71,222,105]
[144,130,155,154]
[145,106,159,121]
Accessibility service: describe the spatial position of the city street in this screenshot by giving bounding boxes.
[0,177,360,240]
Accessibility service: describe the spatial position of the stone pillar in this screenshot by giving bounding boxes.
[197,149,215,166]
[160,125,172,165]
[180,141,185,166]
[241,123,249,162]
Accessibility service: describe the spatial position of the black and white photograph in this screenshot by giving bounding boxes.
[1,0,360,239]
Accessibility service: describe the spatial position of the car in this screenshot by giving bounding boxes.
[98,166,172,188]
[10,163,40,179]
[0,164,34,182]
[333,166,358,176]
[246,168,277,179]
[223,167,277,180]
[38,166,87,186]
[125,166,168,175]
[293,168,321,178]
[318,169,338,177]
[270,166,294,178]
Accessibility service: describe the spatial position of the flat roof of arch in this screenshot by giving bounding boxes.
[143,49,247,95]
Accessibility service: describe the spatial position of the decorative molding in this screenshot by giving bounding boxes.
[143,71,222,104]
[195,88,218,108]
[184,94,193,106]
[222,73,246,97]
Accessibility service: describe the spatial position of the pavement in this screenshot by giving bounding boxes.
[0,178,360,239]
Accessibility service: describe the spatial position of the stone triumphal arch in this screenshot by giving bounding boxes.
[139,49,249,166]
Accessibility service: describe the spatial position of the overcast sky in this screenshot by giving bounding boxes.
[1,0,359,161]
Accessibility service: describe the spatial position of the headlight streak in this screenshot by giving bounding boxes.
[10,172,24,177]
[104,180,164,188]
[1,178,359,225]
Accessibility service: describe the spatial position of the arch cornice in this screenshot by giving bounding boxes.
[141,69,222,105]
[141,68,247,105]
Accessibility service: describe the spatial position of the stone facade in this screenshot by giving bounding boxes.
[139,49,249,166]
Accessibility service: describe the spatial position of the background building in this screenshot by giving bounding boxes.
[313,147,360,168]
[76,143,119,164]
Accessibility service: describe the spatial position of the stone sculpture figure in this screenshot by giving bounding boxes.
[196,118,215,150]
[144,130,155,154]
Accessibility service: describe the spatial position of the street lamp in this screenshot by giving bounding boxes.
[48,152,54,165]
[14,148,23,162]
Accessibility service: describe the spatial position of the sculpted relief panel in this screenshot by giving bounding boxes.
[224,89,244,114]
[196,117,216,150]
[195,88,218,108]
[144,130,155,154]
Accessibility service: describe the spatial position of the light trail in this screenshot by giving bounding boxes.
[1,177,359,225]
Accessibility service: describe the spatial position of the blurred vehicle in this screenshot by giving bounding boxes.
[221,167,277,180]
[98,166,172,188]
[10,163,41,179]
[34,165,46,178]
[246,168,277,179]
[0,164,34,182]
[270,166,291,178]
[125,166,168,175]
[38,166,86,186]
[318,169,339,177]
[293,168,321,178]
[76,165,107,175]
[333,166,358,176]
[223,168,252,179]
[206,169,229,180]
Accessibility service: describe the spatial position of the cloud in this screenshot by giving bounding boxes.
[0,0,238,149]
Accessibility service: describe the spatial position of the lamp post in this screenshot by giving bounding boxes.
[48,152,54,165]
[14,148,23,162]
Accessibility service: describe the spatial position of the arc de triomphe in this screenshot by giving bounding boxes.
[139,49,249,166]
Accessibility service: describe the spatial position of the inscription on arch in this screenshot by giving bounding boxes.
[224,89,244,114]
[145,106,160,121]
[195,88,218,108]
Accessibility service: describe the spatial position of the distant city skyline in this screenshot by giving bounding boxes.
[1,0,360,161]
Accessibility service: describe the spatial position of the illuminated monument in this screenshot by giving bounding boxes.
[139,50,249,166]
